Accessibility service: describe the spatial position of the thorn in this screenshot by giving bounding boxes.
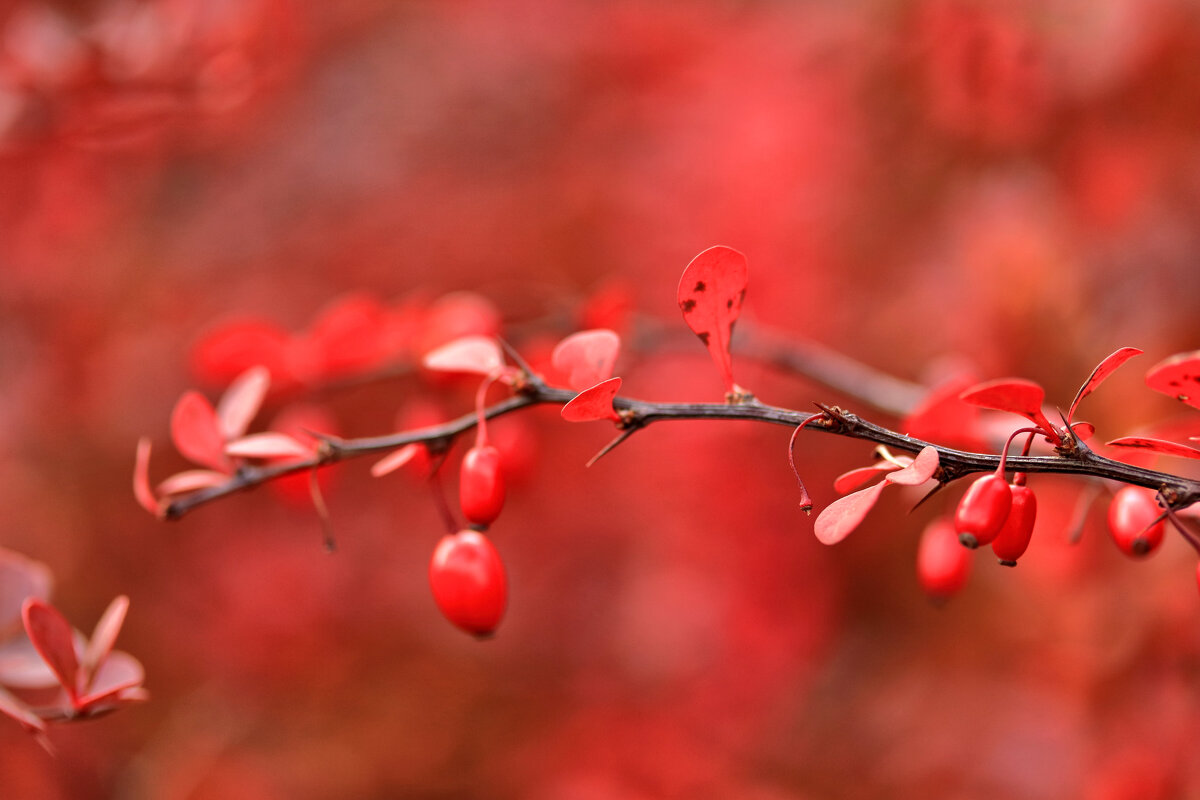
[496,337,542,388]
[587,426,639,467]
[1066,484,1100,545]
[910,481,946,512]
[308,468,337,552]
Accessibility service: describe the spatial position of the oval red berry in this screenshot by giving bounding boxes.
[429,530,508,637]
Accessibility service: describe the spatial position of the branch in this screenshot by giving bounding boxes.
[161,376,1200,520]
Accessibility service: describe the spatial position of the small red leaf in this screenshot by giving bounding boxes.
[1067,347,1143,422]
[133,437,158,515]
[156,470,229,496]
[371,443,421,477]
[960,378,1056,440]
[885,446,940,486]
[1106,437,1200,460]
[300,293,387,379]
[78,651,144,710]
[422,335,505,376]
[189,318,292,387]
[814,480,888,545]
[0,685,45,734]
[902,373,987,452]
[561,377,623,423]
[226,432,312,459]
[1071,422,1096,441]
[551,329,621,391]
[833,464,899,494]
[171,391,231,472]
[1146,351,1200,410]
[215,365,270,440]
[677,246,748,394]
[21,599,79,699]
[80,596,127,690]
[0,548,52,635]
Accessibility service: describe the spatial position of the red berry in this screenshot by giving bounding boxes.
[460,444,505,526]
[992,484,1037,566]
[1107,486,1164,557]
[954,473,1012,549]
[917,518,971,600]
[429,530,507,637]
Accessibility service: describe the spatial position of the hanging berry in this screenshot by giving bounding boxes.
[429,530,508,637]
[460,444,506,527]
[955,473,1012,548]
[917,518,971,600]
[992,481,1037,566]
[1107,486,1165,557]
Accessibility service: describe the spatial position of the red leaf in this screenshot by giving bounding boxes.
[0,548,53,634]
[80,596,127,690]
[1106,437,1200,460]
[189,318,292,387]
[371,444,421,477]
[561,377,623,423]
[960,378,1056,440]
[551,329,621,391]
[226,432,312,459]
[0,685,45,734]
[1146,350,1200,410]
[133,437,158,515]
[422,335,505,377]
[833,464,899,494]
[885,446,940,486]
[156,470,229,496]
[78,651,144,710]
[1071,422,1096,441]
[677,246,748,394]
[902,373,987,452]
[1067,347,1143,422]
[814,480,888,545]
[300,293,387,380]
[21,599,79,699]
[215,365,270,441]
[418,291,503,353]
[170,391,231,472]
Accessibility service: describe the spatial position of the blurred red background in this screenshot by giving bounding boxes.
[3,0,1200,797]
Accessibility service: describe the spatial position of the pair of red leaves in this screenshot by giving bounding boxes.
[558,245,750,425]
[957,347,1200,461]
[954,346,1145,447]
[135,366,316,515]
[814,446,941,545]
[0,553,145,739]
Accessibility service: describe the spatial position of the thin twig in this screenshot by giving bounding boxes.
[161,382,1200,520]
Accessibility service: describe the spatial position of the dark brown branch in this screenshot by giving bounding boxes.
[161,375,1200,520]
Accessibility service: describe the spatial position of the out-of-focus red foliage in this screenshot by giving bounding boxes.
[5,0,1200,797]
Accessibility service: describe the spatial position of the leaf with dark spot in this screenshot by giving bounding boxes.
[676,246,748,394]
[1146,351,1200,410]
[1106,437,1200,460]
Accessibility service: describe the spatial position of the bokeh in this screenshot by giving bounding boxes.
[3,0,1200,797]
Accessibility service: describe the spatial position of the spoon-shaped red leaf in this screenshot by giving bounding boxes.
[561,377,623,423]
[677,246,748,395]
[551,329,620,391]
